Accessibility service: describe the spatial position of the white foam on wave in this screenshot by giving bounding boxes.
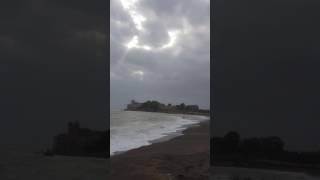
[110,111,208,156]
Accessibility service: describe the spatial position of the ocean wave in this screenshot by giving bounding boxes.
[110,111,208,156]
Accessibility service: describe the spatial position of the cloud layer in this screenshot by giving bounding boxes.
[110,0,210,109]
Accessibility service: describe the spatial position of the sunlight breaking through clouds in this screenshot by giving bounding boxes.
[111,0,210,109]
[131,70,144,80]
[126,36,152,50]
[120,0,146,31]
[120,0,182,52]
[160,30,180,49]
[124,30,180,51]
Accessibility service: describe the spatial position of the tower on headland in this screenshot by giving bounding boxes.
[52,121,107,158]
[68,121,80,135]
[126,100,142,110]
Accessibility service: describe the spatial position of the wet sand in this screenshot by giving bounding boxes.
[110,121,210,180]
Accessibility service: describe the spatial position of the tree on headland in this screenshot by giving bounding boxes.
[139,100,161,112]
[176,103,185,111]
[212,131,320,165]
[241,137,262,158]
[223,131,240,153]
[180,103,185,110]
[260,136,284,159]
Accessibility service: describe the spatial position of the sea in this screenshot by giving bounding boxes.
[110,110,209,156]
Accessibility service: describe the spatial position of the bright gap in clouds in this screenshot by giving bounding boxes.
[126,36,151,50]
[120,0,137,10]
[126,36,138,49]
[120,0,181,52]
[120,0,146,31]
[131,70,144,80]
[160,30,180,49]
[124,30,180,51]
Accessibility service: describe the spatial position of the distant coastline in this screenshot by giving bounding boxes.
[125,100,210,116]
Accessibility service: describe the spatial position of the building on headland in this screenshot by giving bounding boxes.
[51,121,107,158]
[164,103,177,111]
[126,100,142,110]
[185,105,199,112]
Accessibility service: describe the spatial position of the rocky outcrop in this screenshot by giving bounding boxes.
[125,100,209,115]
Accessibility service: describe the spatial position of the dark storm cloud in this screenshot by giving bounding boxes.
[110,0,210,109]
[213,0,320,151]
[0,0,107,147]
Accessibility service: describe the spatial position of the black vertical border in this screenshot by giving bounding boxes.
[210,0,224,168]
[210,0,214,167]
[106,0,110,159]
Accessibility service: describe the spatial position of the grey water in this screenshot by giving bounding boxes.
[110,110,209,156]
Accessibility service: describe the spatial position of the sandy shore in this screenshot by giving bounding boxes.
[110,121,209,180]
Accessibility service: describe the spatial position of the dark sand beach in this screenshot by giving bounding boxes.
[110,121,209,180]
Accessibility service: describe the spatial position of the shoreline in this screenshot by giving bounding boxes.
[110,122,207,157]
[110,120,210,180]
[124,109,210,117]
[110,112,209,157]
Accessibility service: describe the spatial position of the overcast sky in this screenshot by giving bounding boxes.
[110,0,210,109]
